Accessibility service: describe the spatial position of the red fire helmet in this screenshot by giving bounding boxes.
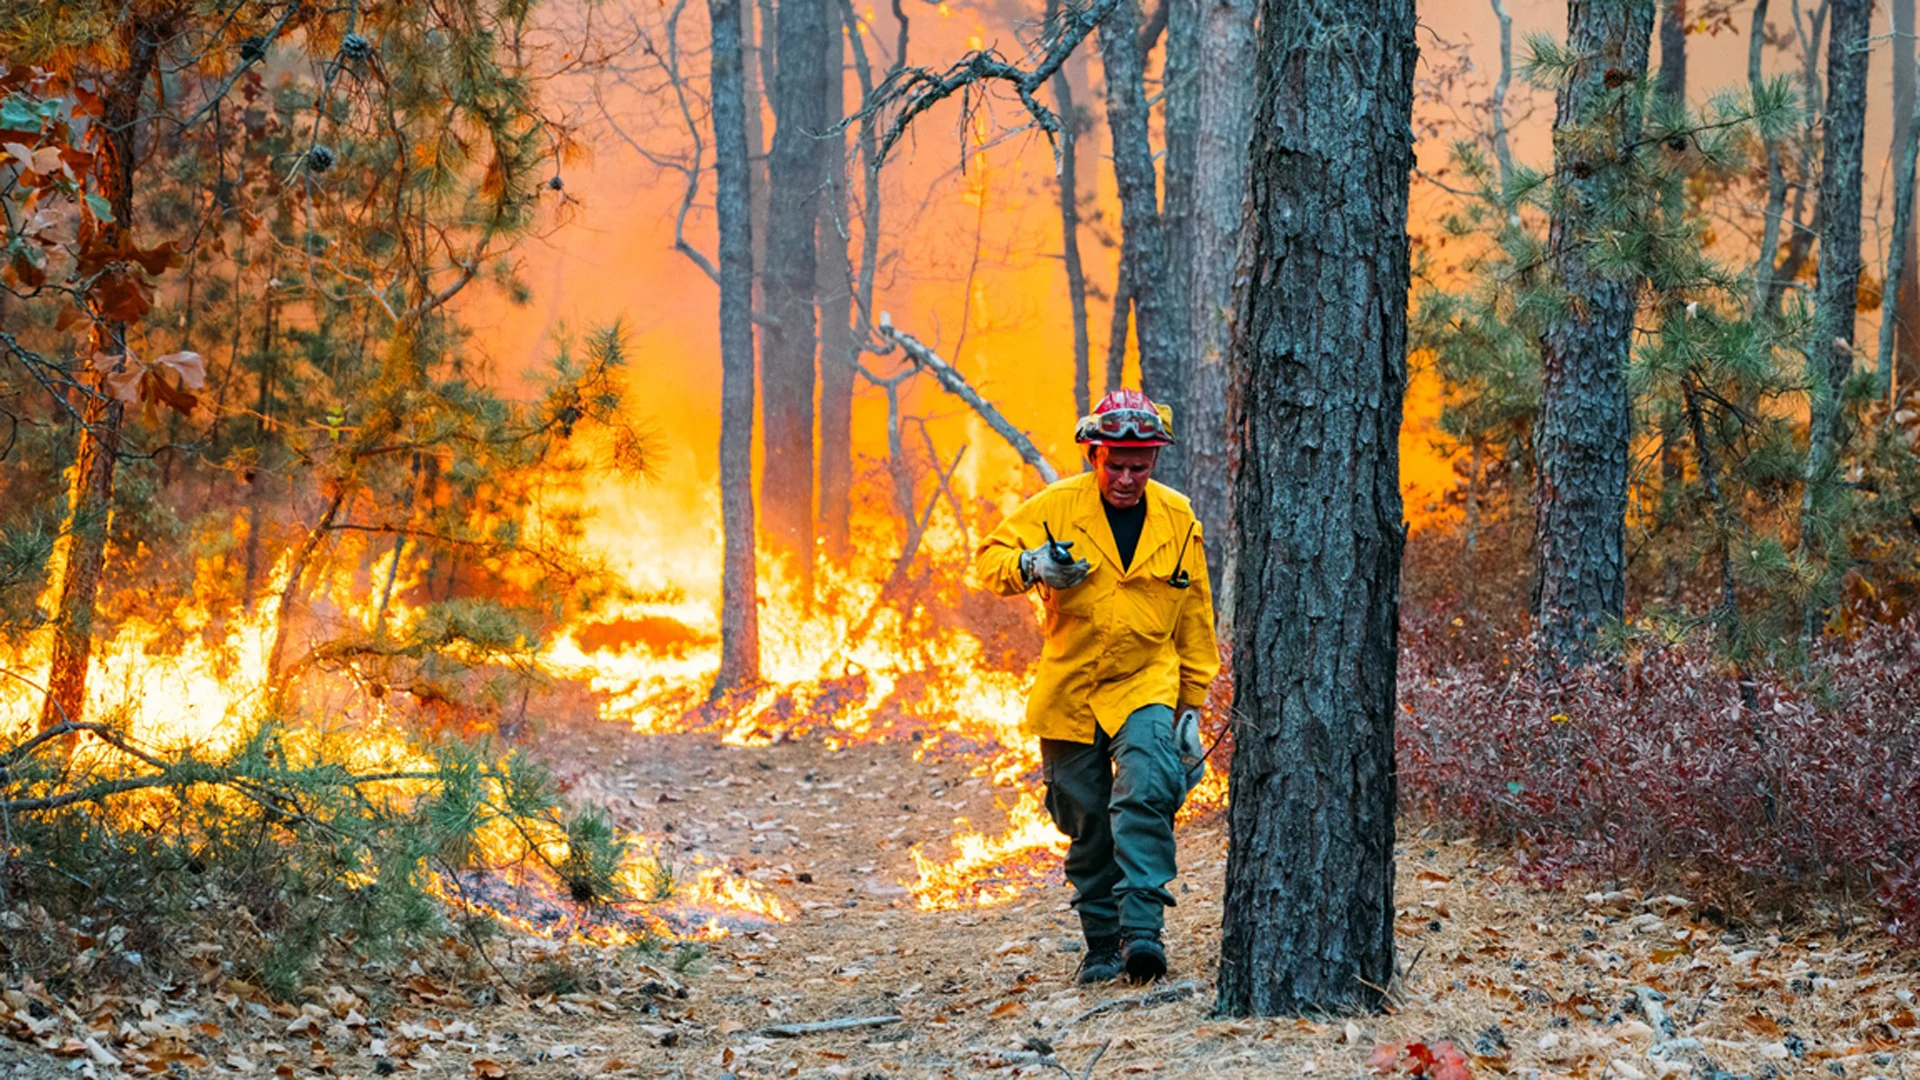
[1075,388,1175,447]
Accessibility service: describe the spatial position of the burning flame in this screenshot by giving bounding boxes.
[909,790,1066,910]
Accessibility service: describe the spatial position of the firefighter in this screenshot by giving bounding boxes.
[972,388,1220,982]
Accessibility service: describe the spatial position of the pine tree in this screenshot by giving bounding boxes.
[1217,0,1416,1018]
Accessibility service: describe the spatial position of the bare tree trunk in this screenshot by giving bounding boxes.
[1490,0,1516,185]
[1655,0,1688,605]
[1464,442,1482,616]
[1531,0,1655,664]
[1046,0,1094,420]
[1183,0,1255,592]
[841,0,906,338]
[713,0,762,690]
[1656,0,1687,101]
[1887,0,1920,400]
[763,0,833,601]
[1749,0,1789,309]
[1157,0,1197,488]
[1801,0,1870,631]
[1096,0,1178,417]
[818,31,855,562]
[1105,258,1132,395]
[242,285,279,609]
[39,21,167,730]
[267,482,349,681]
[747,0,772,307]
[1216,0,1414,1018]
[1681,380,1741,643]
[1766,0,1830,317]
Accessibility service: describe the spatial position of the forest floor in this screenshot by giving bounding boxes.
[6,704,1920,1080]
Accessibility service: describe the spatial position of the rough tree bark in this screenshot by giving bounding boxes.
[1105,258,1132,393]
[1656,0,1686,101]
[1096,1,1178,427]
[1887,0,1920,399]
[1800,0,1870,625]
[1654,0,1687,603]
[39,18,169,730]
[1765,1,1830,317]
[749,0,774,274]
[711,0,762,690]
[1215,0,1415,1017]
[763,0,833,601]
[1157,0,1197,487]
[1748,0,1787,309]
[1045,0,1094,420]
[1182,0,1255,592]
[818,29,855,562]
[1530,0,1655,664]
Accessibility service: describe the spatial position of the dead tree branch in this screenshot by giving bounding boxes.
[856,0,1123,163]
[875,315,1060,483]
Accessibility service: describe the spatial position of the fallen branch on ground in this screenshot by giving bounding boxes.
[760,1015,903,1037]
[1059,979,1200,1027]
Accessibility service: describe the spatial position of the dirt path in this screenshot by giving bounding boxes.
[522,714,1920,1080]
[9,709,1919,1079]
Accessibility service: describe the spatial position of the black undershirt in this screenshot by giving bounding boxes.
[1103,495,1148,571]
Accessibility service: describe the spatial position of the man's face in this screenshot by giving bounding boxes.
[1092,445,1158,509]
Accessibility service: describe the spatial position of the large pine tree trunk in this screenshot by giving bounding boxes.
[39,23,166,730]
[1531,0,1654,664]
[1801,0,1870,623]
[1215,0,1415,1018]
[1096,1,1177,417]
[712,0,762,690]
[817,31,855,562]
[763,0,832,601]
[1182,0,1255,592]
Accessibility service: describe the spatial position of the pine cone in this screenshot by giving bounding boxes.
[340,33,373,61]
[306,144,336,173]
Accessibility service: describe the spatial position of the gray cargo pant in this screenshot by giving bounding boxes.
[1039,703,1185,936]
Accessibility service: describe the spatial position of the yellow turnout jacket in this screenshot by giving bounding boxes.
[973,472,1220,743]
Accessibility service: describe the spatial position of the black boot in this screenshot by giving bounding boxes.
[1076,934,1124,984]
[1121,928,1166,981]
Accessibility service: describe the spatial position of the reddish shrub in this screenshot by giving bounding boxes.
[1397,607,1920,941]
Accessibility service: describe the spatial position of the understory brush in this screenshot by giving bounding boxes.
[0,712,643,1001]
[1399,605,1920,941]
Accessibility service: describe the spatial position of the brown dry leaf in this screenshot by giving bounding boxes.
[991,1000,1026,1019]
[1741,1012,1782,1037]
[472,1059,509,1078]
[1197,1022,1256,1037]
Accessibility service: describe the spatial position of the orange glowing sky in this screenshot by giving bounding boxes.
[455,0,1917,574]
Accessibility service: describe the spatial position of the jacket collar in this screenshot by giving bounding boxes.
[1069,475,1179,578]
